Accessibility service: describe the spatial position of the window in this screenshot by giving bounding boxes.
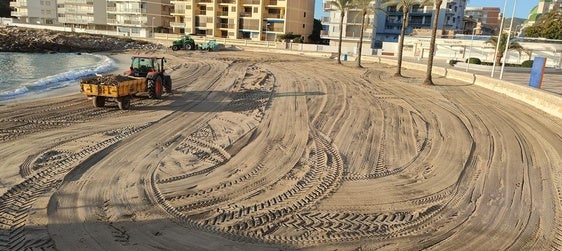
[304,12,306,17]
[303,24,305,28]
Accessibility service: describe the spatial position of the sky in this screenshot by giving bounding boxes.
[314,0,536,19]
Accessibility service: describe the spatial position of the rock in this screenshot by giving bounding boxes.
[0,26,164,53]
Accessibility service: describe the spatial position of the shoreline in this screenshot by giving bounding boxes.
[0,51,133,106]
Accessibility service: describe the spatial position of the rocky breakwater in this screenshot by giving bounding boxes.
[0,26,163,53]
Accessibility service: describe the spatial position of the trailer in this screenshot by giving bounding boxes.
[80,75,145,110]
[80,56,172,110]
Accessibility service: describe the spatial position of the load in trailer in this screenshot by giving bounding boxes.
[80,56,172,110]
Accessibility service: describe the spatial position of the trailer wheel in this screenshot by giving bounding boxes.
[93,96,105,107]
[117,97,131,110]
[164,75,172,93]
[172,45,180,51]
[148,76,163,99]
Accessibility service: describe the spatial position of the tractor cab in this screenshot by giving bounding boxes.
[124,56,172,98]
[125,56,165,77]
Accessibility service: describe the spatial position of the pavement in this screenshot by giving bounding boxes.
[400,56,562,96]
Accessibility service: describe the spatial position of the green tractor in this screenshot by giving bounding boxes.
[171,35,196,51]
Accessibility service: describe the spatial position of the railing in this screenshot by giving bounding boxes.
[170,21,185,27]
[243,0,261,5]
[265,14,282,19]
[321,16,330,23]
[219,0,235,3]
[240,12,252,17]
[239,25,259,30]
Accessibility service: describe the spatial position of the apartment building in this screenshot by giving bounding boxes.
[56,0,109,30]
[526,0,561,26]
[170,0,314,41]
[107,0,173,37]
[464,7,500,31]
[10,0,58,24]
[11,1,173,37]
[321,0,466,44]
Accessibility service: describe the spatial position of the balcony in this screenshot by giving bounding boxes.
[239,25,259,31]
[265,13,283,19]
[243,0,261,5]
[217,23,235,29]
[11,10,28,17]
[65,0,94,4]
[321,16,330,24]
[170,21,185,27]
[10,1,26,8]
[240,12,252,17]
[219,0,235,3]
[323,3,334,10]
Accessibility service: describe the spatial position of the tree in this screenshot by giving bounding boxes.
[308,19,323,44]
[486,33,524,65]
[392,0,431,77]
[329,0,353,64]
[422,0,442,86]
[352,0,389,67]
[524,10,562,40]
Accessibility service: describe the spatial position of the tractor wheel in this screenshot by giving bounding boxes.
[163,75,172,93]
[148,76,163,99]
[172,45,180,51]
[92,96,105,107]
[117,97,131,110]
[185,43,193,50]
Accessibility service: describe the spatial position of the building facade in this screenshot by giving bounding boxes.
[526,0,561,26]
[464,7,500,30]
[107,0,173,37]
[170,0,314,41]
[56,0,109,30]
[321,0,467,45]
[10,0,58,24]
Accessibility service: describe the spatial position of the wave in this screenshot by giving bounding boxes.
[0,53,115,101]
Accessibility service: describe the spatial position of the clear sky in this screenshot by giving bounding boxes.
[314,0,536,19]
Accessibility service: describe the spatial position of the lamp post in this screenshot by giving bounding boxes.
[152,17,155,37]
[466,28,476,72]
[491,0,509,77]
[500,0,517,80]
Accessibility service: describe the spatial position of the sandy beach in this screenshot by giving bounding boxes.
[0,48,561,250]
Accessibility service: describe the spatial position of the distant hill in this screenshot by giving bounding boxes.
[503,18,526,28]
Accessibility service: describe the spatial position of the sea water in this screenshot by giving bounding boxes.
[0,52,115,102]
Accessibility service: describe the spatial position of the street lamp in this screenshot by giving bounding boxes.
[500,0,518,80]
[466,28,476,72]
[491,0,509,77]
[152,17,155,37]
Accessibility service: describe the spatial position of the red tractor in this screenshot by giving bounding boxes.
[124,56,172,98]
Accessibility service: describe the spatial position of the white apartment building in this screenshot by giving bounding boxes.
[10,0,58,24]
[321,0,466,46]
[11,1,173,37]
[57,0,109,30]
[107,0,173,37]
[170,0,315,41]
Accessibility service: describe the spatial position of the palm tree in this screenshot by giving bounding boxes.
[352,0,390,67]
[422,0,442,86]
[393,0,431,77]
[487,33,525,65]
[329,0,353,64]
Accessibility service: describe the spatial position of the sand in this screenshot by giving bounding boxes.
[0,48,561,250]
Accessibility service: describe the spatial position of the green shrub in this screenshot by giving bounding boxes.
[449,60,459,66]
[521,60,534,68]
[465,57,481,64]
